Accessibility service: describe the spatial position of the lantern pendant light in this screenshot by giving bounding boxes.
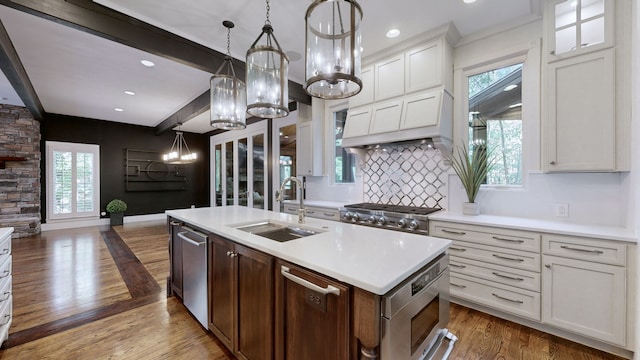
[246,0,289,118]
[305,0,363,99]
[163,125,198,164]
[211,20,247,130]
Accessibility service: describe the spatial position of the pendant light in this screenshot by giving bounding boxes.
[305,0,363,99]
[163,125,197,164]
[211,20,247,130]
[245,0,289,118]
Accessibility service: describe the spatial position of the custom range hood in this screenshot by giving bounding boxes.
[341,89,453,156]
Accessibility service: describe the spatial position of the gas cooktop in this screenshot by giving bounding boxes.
[343,203,442,216]
[340,203,442,234]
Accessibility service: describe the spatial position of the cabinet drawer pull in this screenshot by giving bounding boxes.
[549,161,556,165]
[449,247,466,252]
[226,251,237,258]
[170,221,181,226]
[0,249,8,255]
[442,229,466,235]
[492,236,524,244]
[560,245,604,254]
[492,272,524,281]
[306,210,315,214]
[450,283,467,289]
[492,293,524,304]
[281,266,340,296]
[323,212,335,217]
[450,263,466,269]
[492,254,524,262]
[0,291,9,302]
[0,314,10,326]
[0,270,8,279]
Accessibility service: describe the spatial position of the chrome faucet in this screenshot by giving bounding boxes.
[276,176,305,224]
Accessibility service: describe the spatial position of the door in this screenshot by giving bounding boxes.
[209,235,236,351]
[542,255,626,345]
[236,245,274,360]
[275,260,350,360]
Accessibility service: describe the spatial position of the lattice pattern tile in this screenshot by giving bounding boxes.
[364,143,448,209]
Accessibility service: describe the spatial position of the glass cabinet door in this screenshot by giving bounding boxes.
[550,0,612,58]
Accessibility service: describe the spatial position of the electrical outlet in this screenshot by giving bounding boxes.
[554,203,569,217]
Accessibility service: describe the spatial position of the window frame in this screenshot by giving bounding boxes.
[325,100,357,186]
[455,43,540,191]
[45,141,100,221]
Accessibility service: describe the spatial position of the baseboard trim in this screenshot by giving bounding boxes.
[41,213,166,232]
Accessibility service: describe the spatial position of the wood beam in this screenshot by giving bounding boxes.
[0,0,311,133]
[0,18,44,121]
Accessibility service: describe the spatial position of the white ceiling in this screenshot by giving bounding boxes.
[0,0,541,134]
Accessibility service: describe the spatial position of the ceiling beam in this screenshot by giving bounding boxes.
[0,0,311,132]
[0,18,44,121]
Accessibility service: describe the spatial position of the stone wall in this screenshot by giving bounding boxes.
[0,105,40,237]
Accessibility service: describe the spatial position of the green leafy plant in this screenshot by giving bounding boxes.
[448,146,496,203]
[106,199,127,213]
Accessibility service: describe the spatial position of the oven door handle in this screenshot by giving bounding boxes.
[281,266,340,296]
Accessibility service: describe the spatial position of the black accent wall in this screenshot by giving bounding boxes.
[41,113,210,222]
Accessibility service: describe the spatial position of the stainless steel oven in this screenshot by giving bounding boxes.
[380,253,450,360]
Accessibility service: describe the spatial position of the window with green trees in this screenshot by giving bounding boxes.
[468,63,523,186]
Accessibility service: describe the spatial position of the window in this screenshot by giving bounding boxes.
[468,62,523,186]
[46,141,100,221]
[333,108,356,184]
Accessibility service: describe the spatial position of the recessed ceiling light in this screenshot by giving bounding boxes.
[124,90,136,96]
[509,103,522,108]
[386,28,400,38]
[463,0,476,3]
[140,59,155,67]
[503,84,518,91]
[114,108,124,112]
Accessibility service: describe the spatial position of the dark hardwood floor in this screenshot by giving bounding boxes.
[0,221,626,359]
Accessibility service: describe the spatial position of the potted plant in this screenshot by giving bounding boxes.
[106,199,127,226]
[448,146,496,215]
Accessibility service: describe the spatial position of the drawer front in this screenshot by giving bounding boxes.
[283,205,298,215]
[0,294,11,343]
[542,234,627,266]
[431,221,540,253]
[0,234,10,265]
[305,207,339,221]
[450,273,540,321]
[0,276,11,307]
[449,240,540,272]
[0,257,10,286]
[450,256,540,292]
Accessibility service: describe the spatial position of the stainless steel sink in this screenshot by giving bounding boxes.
[235,221,323,242]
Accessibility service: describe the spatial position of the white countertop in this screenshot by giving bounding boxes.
[166,206,451,295]
[429,212,637,243]
[0,228,12,241]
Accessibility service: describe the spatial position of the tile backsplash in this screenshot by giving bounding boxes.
[364,142,449,208]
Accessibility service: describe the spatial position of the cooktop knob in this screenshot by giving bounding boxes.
[343,212,353,221]
[376,216,387,226]
[397,218,407,228]
[367,215,376,224]
[352,213,360,222]
[408,219,419,230]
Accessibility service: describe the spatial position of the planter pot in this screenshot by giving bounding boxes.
[462,202,480,216]
[110,212,124,226]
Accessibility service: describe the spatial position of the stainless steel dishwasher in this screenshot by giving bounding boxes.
[178,226,208,328]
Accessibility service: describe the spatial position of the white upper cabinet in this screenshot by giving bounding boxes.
[542,0,630,172]
[369,100,403,135]
[400,91,441,130]
[374,54,405,101]
[342,107,372,139]
[348,66,374,108]
[405,41,443,94]
[547,0,614,61]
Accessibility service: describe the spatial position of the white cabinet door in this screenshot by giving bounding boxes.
[542,255,626,346]
[348,66,374,108]
[343,107,372,138]
[544,48,615,172]
[405,41,441,94]
[368,100,403,135]
[400,91,441,130]
[374,54,404,101]
[296,122,314,176]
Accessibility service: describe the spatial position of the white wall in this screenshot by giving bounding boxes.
[450,18,634,228]
[631,0,640,357]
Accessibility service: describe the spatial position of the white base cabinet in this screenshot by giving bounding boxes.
[0,228,12,346]
[542,255,626,346]
[430,220,635,356]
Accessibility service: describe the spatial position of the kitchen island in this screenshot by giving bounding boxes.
[166,206,451,360]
